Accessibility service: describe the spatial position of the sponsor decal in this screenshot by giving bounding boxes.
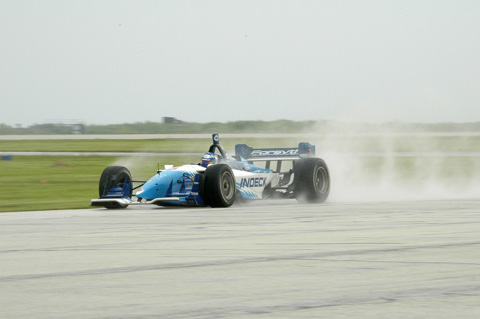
[251,149,299,157]
[239,177,267,188]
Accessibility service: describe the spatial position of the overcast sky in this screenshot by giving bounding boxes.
[1,0,479,126]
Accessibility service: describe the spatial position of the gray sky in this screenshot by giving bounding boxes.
[1,0,479,126]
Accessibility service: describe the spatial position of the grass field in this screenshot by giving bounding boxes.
[1,135,479,212]
[1,135,480,153]
[0,155,199,213]
[0,138,300,153]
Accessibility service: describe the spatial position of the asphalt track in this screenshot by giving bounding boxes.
[1,199,480,319]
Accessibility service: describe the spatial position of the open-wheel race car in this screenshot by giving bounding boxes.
[91,133,330,208]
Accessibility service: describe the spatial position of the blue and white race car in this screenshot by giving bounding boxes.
[91,133,330,208]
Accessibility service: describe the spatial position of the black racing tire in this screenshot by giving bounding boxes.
[98,166,132,209]
[202,164,236,207]
[293,158,330,203]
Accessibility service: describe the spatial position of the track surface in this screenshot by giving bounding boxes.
[1,200,480,318]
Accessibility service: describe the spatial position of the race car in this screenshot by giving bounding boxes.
[91,133,330,208]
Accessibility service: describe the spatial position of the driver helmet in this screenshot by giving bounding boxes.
[200,152,218,167]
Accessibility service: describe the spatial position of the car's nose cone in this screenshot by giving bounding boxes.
[135,170,184,200]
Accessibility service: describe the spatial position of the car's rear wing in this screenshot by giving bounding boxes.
[235,142,315,161]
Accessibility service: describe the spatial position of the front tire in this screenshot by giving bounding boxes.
[98,166,132,209]
[202,164,236,207]
[293,158,330,203]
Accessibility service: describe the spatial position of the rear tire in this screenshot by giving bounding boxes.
[99,166,132,209]
[202,164,236,207]
[293,158,330,203]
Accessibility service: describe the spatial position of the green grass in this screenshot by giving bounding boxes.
[0,156,107,212]
[2,136,480,153]
[0,138,300,153]
[1,136,480,212]
[0,155,197,213]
